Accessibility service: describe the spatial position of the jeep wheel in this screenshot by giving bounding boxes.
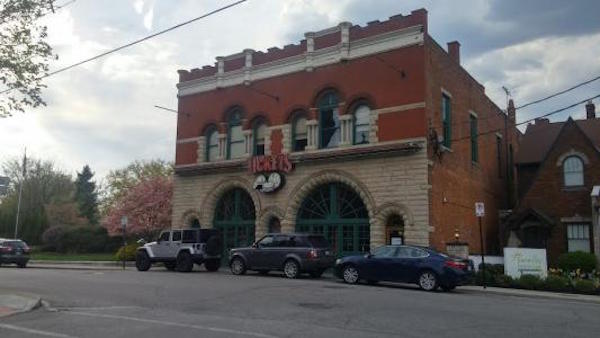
[135,251,151,271]
[205,235,222,256]
[283,259,300,279]
[164,262,176,271]
[176,251,193,272]
[230,257,246,275]
[204,259,220,272]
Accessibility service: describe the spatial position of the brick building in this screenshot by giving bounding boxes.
[172,9,518,257]
[507,101,600,265]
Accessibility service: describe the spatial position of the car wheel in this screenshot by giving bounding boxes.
[342,265,359,284]
[164,262,176,271]
[135,251,151,271]
[176,251,193,272]
[230,257,246,275]
[283,259,300,279]
[418,270,439,291]
[309,269,325,278]
[204,259,220,272]
[17,262,27,268]
[258,270,269,275]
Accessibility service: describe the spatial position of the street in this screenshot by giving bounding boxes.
[0,267,599,337]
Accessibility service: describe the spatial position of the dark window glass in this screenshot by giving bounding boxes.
[257,236,274,248]
[442,94,452,148]
[353,104,370,145]
[272,235,289,247]
[207,129,219,162]
[293,116,307,151]
[254,122,267,156]
[5,241,26,249]
[371,246,396,258]
[182,230,197,243]
[319,92,340,149]
[307,236,330,248]
[158,232,170,242]
[172,231,182,242]
[470,114,478,163]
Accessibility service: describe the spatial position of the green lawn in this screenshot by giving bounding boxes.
[31,252,117,261]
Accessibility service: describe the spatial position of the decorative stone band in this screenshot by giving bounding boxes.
[175,139,424,176]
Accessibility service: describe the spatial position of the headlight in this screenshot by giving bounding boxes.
[335,258,341,265]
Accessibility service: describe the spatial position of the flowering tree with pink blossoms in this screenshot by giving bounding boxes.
[102,176,172,239]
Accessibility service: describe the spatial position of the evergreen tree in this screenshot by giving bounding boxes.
[74,165,98,225]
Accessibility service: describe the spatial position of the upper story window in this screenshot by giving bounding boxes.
[227,109,245,159]
[292,114,307,152]
[442,94,452,148]
[470,113,478,163]
[318,92,340,149]
[563,156,584,187]
[206,127,219,162]
[353,104,370,145]
[253,119,267,156]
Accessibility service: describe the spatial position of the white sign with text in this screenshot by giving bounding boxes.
[475,202,485,217]
[503,247,547,278]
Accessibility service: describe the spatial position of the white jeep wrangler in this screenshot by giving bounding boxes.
[135,229,222,272]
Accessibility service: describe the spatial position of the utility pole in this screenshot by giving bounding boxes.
[14,148,27,239]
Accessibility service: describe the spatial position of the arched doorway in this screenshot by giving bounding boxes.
[296,182,370,256]
[268,217,281,233]
[213,188,256,255]
[189,218,201,228]
[385,214,404,245]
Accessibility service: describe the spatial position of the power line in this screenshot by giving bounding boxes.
[515,74,600,110]
[0,0,247,96]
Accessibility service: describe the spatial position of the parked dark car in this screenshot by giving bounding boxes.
[0,239,31,268]
[229,233,335,278]
[334,245,473,291]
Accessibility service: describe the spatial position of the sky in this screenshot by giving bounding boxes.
[1,0,600,183]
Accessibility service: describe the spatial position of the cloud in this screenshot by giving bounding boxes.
[143,5,154,30]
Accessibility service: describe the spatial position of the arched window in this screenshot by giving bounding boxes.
[253,119,267,156]
[227,109,245,159]
[353,104,370,145]
[292,114,307,152]
[206,127,219,162]
[563,156,584,187]
[318,92,340,149]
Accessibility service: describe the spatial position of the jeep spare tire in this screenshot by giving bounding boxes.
[205,235,222,256]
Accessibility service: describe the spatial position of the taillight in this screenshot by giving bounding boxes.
[0,246,12,253]
[307,249,318,259]
[445,260,467,270]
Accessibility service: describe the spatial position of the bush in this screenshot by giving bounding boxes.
[115,243,138,261]
[494,274,514,288]
[557,251,597,273]
[517,274,544,290]
[572,279,597,295]
[42,226,121,253]
[41,226,66,251]
[544,275,571,292]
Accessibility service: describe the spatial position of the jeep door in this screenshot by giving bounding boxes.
[153,231,171,258]
[168,230,183,257]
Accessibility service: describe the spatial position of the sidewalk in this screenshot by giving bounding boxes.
[0,294,41,318]
[460,285,600,304]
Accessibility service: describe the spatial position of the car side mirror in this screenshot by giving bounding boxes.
[365,253,373,259]
[252,242,259,248]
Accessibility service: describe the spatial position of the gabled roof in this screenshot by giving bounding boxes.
[516,118,600,164]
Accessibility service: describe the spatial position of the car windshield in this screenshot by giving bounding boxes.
[307,236,329,248]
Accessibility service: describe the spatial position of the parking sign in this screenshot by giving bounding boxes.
[475,202,485,217]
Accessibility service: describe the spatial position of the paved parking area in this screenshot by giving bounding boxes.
[1,266,599,337]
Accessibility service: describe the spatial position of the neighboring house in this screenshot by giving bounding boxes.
[507,101,600,265]
[172,9,518,257]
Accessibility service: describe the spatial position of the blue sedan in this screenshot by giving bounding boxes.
[334,245,473,291]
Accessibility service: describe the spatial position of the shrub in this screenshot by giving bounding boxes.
[518,274,544,290]
[572,279,597,295]
[544,275,571,292]
[115,243,138,261]
[41,226,66,252]
[42,226,121,253]
[494,274,514,288]
[557,251,597,273]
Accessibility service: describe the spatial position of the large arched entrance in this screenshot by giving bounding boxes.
[213,188,256,255]
[296,182,370,256]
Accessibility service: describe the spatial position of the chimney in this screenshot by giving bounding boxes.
[586,100,596,119]
[535,118,550,125]
[447,41,460,64]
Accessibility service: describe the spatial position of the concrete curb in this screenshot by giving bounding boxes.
[28,260,135,270]
[0,294,42,318]
[460,285,600,304]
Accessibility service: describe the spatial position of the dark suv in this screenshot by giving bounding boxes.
[229,233,335,278]
[0,239,31,268]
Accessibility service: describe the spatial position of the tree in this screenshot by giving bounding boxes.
[0,0,56,117]
[74,165,98,225]
[102,176,173,239]
[101,159,173,214]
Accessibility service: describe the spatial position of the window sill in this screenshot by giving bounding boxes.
[562,186,587,192]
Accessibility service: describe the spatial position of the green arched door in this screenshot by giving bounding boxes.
[214,188,256,256]
[296,182,370,256]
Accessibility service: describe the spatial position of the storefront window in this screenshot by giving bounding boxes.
[319,92,340,149]
[353,104,370,145]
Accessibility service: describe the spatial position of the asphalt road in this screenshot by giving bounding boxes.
[1,266,599,338]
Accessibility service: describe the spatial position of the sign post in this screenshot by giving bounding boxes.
[475,202,486,289]
[121,215,128,270]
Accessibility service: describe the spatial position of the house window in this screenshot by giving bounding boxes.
[319,92,340,149]
[353,104,370,145]
[292,115,307,151]
[496,135,503,177]
[206,128,219,162]
[227,110,245,159]
[563,156,584,187]
[470,114,478,163]
[567,223,591,252]
[253,120,267,156]
[442,94,451,148]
